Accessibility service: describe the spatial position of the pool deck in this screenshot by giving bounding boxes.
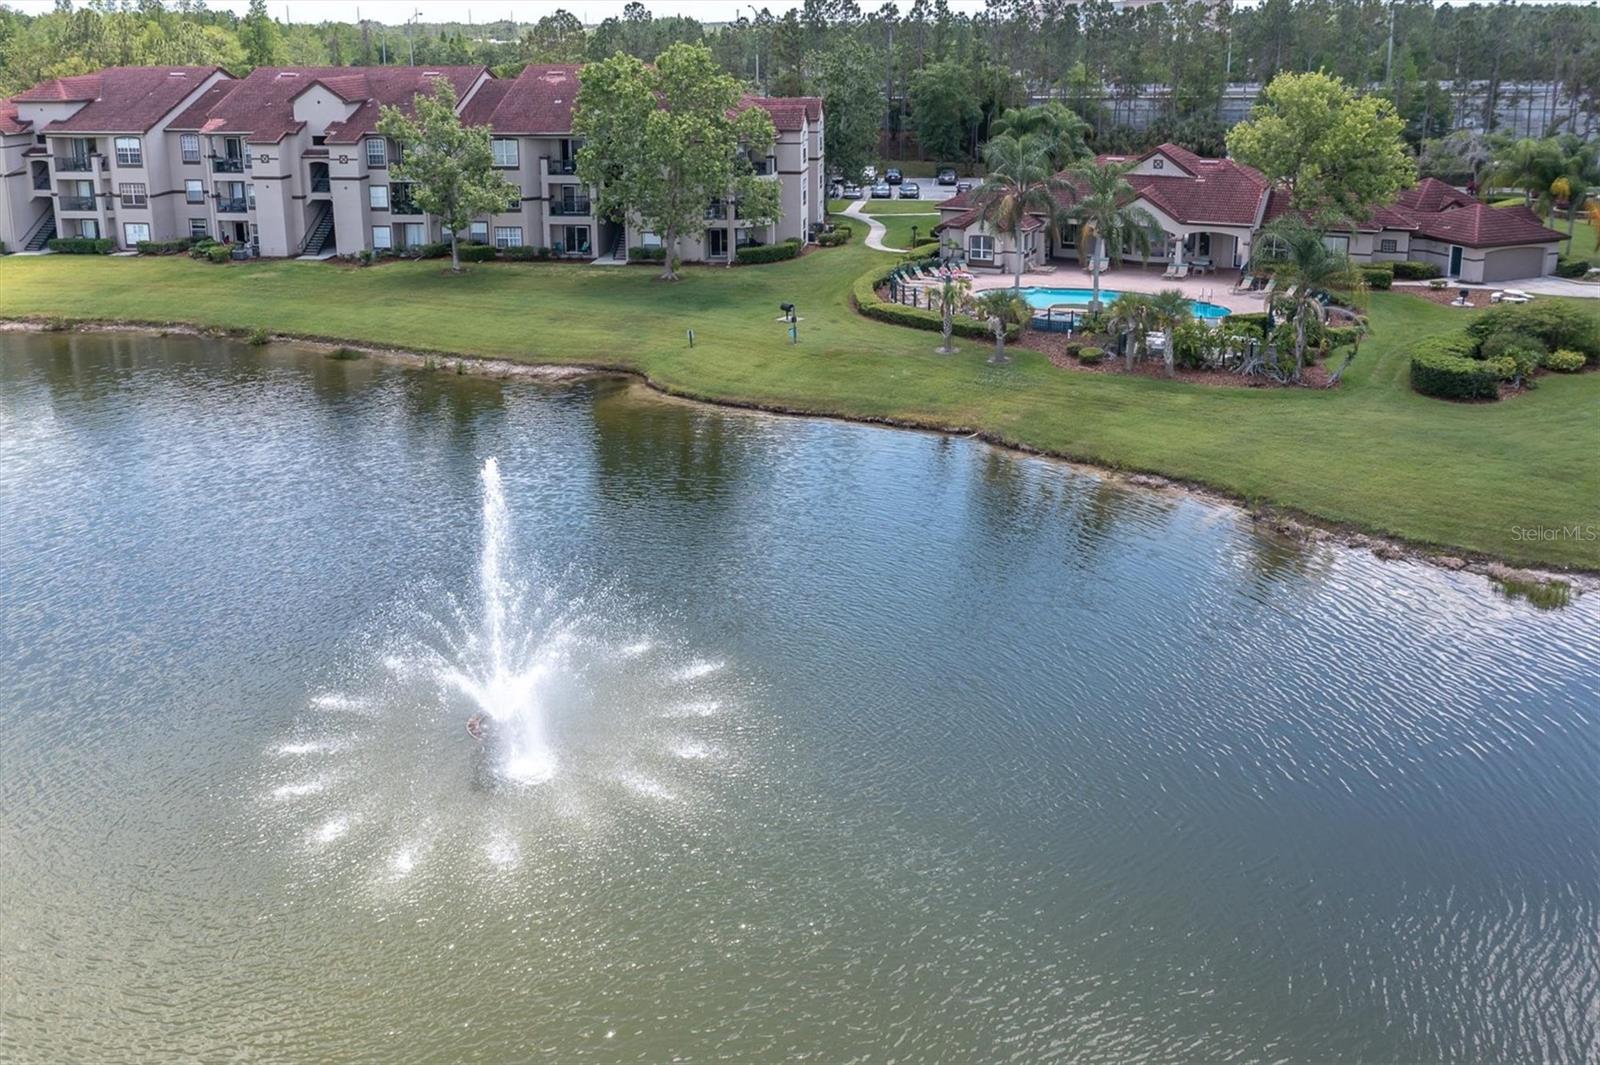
[967,265,1267,313]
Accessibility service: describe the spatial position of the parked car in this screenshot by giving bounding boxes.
[885,166,904,185]
[899,181,922,199]
[841,182,863,199]
[955,180,974,194]
[870,182,893,199]
[937,166,958,185]
[862,165,878,181]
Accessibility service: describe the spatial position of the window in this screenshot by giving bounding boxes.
[185,179,204,203]
[397,223,425,248]
[180,134,201,163]
[1321,234,1350,255]
[123,222,151,245]
[492,138,519,168]
[968,234,995,261]
[640,231,662,247]
[1379,238,1398,253]
[79,220,99,239]
[493,226,523,248]
[469,221,489,243]
[246,183,255,210]
[189,217,209,239]
[119,182,147,208]
[312,135,326,146]
[371,225,392,250]
[369,184,389,210]
[113,136,143,167]
[365,137,387,167]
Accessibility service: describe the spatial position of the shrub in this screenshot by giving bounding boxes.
[735,241,801,265]
[898,242,941,262]
[136,238,192,256]
[1227,311,1271,332]
[1544,348,1587,372]
[456,243,498,263]
[188,239,219,260]
[1409,334,1501,400]
[1170,319,1211,369]
[0,240,7,254]
[1077,345,1106,364]
[206,245,230,264]
[416,241,451,259]
[246,327,271,346]
[851,262,1017,340]
[1477,328,1546,379]
[1363,268,1392,289]
[502,244,538,260]
[817,228,852,247]
[1468,301,1600,362]
[629,245,667,262]
[1554,256,1589,279]
[1324,325,1362,348]
[1392,260,1442,280]
[48,237,113,254]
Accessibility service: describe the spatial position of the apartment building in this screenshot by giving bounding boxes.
[0,66,232,253]
[1,63,825,264]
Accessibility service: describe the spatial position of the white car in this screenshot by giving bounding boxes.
[862,165,877,182]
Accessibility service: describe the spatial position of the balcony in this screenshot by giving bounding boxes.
[549,199,591,217]
[55,157,93,173]
[59,195,97,212]
[544,157,578,175]
[391,196,421,216]
[212,157,244,173]
[748,155,776,176]
[216,197,249,214]
[705,203,728,220]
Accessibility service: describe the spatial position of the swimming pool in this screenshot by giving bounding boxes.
[1017,287,1232,319]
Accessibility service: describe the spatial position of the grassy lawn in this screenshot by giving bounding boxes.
[3,245,1598,570]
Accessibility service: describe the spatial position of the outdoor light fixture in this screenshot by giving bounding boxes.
[780,302,796,322]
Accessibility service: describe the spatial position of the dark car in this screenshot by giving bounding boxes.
[955,180,974,194]
[885,167,904,185]
[937,166,958,185]
[870,182,893,199]
[898,181,921,199]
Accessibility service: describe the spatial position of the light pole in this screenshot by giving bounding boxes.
[747,5,761,94]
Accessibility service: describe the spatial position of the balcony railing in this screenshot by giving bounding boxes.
[212,157,244,173]
[705,204,728,220]
[748,155,776,175]
[391,197,421,216]
[59,195,97,211]
[550,199,591,217]
[215,197,249,214]
[55,157,93,173]
[546,157,578,175]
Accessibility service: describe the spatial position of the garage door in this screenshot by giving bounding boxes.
[1480,245,1549,282]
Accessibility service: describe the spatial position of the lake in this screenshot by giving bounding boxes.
[1,331,1595,1063]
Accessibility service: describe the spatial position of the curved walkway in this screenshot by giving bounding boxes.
[839,200,902,253]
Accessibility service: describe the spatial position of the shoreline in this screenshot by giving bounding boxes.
[3,315,1592,593]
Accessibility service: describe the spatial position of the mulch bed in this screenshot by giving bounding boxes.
[1017,330,1333,388]
[1401,286,1496,309]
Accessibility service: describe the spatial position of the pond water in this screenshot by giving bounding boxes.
[1,332,1596,1063]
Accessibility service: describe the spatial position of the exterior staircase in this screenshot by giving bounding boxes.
[298,203,335,258]
[23,215,56,252]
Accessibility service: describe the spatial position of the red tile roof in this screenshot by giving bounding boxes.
[740,95,822,132]
[170,66,485,144]
[459,65,581,134]
[1394,176,1477,214]
[1410,202,1565,248]
[19,67,224,133]
[0,98,29,135]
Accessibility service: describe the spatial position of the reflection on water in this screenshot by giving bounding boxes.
[1,331,1597,1064]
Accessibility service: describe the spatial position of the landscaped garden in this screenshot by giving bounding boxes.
[2,243,1598,570]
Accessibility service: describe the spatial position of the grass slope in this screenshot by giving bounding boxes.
[3,245,1597,569]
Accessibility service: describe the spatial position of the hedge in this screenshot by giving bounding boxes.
[502,244,552,260]
[136,238,193,256]
[1409,334,1501,400]
[1391,260,1443,280]
[416,241,451,259]
[629,246,667,262]
[1363,268,1393,289]
[455,243,498,262]
[1467,301,1600,362]
[851,262,1018,341]
[899,241,941,262]
[1077,346,1106,364]
[1554,256,1590,279]
[48,237,113,255]
[735,240,801,265]
[1228,311,1271,331]
[817,226,852,247]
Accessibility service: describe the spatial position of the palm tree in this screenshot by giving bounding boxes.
[974,289,1028,365]
[1489,137,1565,208]
[970,133,1077,296]
[1065,158,1163,312]
[1104,291,1155,371]
[1257,218,1365,382]
[936,273,971,355]
[988,101,1092,170]
[1144,288,1193,376]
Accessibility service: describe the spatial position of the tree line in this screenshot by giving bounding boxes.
[3,0,1597,180]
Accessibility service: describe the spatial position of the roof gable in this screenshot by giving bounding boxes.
[24,66,226,133]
